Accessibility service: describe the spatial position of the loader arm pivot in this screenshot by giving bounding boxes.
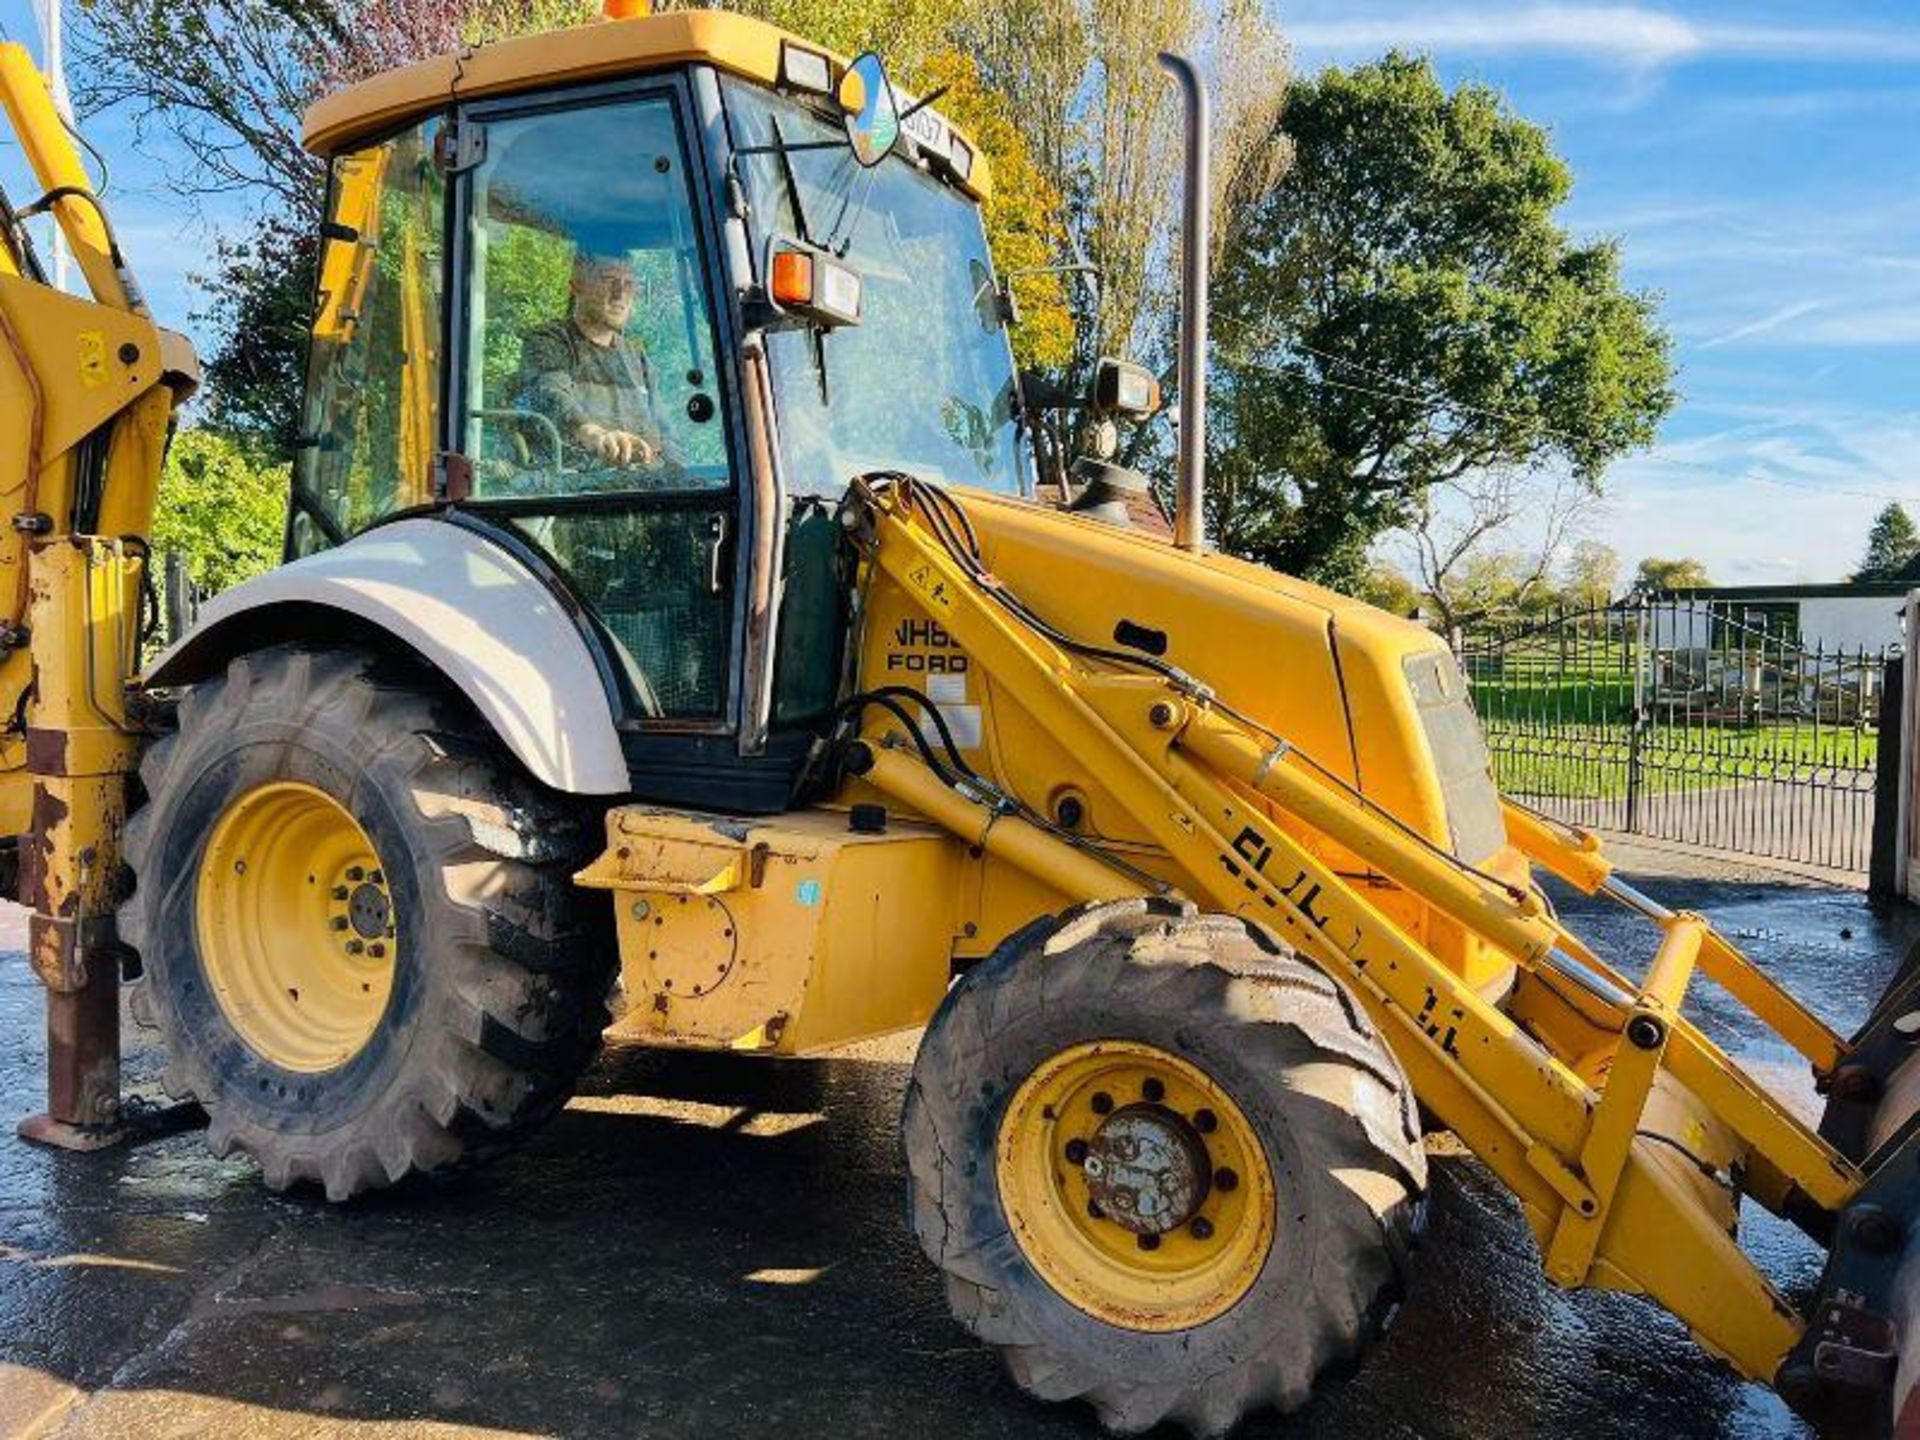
[846,475,1882,1412]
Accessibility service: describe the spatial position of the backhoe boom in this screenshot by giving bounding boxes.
[0,44,197,1147]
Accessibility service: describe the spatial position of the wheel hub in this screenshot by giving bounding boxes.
[348,880,391,939]
[1082,1105,1209,1235]
[196,781,398,1073]
[995,1040,1277,1331]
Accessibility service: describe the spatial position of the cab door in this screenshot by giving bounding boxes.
[446,78,764,802]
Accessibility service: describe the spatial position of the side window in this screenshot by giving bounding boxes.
[460,93,738,724]
[462,95,731,497]
[296,118,445,540]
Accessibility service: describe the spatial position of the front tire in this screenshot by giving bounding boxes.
[120,643,615,1200]
[904,899,1426,1436]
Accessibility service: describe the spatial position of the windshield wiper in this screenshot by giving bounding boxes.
[737,116,840,404]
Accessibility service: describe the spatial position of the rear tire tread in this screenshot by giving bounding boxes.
[121,643,614,1202]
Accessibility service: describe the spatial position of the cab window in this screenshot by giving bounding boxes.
[293,116,445,548]
[461,95,731,497]
[458,91,737,724]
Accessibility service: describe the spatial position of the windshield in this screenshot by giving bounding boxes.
[722,79,1027,498]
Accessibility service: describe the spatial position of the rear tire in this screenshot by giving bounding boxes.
[120,643,615,1200]
[904,899,1425,1436]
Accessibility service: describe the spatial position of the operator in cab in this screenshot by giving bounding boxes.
[516,249,677,472]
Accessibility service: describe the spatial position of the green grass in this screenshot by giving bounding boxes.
[1459,626,1886,801]
[1483,719,1878,801]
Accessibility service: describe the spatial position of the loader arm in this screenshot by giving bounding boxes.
[845,476,1879,1410]
[0,45,199,1146]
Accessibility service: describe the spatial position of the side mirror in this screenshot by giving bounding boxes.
[1090,357,1161,419]
[840,53,900,168]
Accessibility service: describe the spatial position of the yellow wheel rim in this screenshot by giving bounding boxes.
[996,1040,1276,1332]
[195,781,398,1073]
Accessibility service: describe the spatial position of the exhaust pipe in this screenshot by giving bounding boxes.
[1158,52,1209,552]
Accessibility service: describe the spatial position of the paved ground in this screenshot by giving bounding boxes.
[4,844,1918,1439]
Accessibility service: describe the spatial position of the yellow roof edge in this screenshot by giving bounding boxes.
[301,10,990,201]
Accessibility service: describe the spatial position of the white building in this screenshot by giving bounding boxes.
[1648,582,1908,655]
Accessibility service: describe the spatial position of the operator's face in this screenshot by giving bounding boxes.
[573,260,638,332]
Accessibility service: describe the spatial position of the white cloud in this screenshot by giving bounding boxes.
[1290,6,1703,65]
[1374,410,1920,585]
[1289,6,1920,69]
[1794,307,1920,348]
[1697,86,1920,122]
[1688,303,1920,350]
[1699,300,1825,351]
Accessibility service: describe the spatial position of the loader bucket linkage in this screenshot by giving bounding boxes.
[846,474,1920,1432]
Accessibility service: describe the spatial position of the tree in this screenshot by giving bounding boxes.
[1431,550,1548,628]
[1405,470,1594,630]
[151,429,289,597]
[1560,539,1620,610]
[193,215,319,453]
[962,0,1292,379]
[1210,53,1675,590]
[1351,561,1420,617]
[1635,556,1711,592]
[1853,504,1920,582]
[76,0,598,207]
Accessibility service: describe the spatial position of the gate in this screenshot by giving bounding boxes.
[1455,597,1892,875]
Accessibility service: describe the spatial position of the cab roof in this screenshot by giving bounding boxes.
[302,9,990,198]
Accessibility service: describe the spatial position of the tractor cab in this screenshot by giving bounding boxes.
[291,11,1018,809]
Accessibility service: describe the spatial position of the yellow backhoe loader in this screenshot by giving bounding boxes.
[7,9,1920,1435]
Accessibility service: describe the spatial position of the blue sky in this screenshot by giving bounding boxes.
[1,2,1917,583]
[1286,0,1920,584]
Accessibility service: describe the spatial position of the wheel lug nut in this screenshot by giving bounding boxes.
[1137,1233,1160,1251]
[1087,1198,1104,1219]
[332,885,349,901]
[369,870,384,885]
[330,916,350,931]
[1142,1078,1165,1103]
[346,866,365,882]
[345,940,365,955]
[1190,1216,1214,1240]
[1214,1167,1238,1192]
[369,942,386,959]
[1090,1092,1113,1115]
[1064,1138,1090,1165]
[1193,1108,1217,1133]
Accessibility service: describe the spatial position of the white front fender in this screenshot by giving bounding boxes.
[145,518,630,795]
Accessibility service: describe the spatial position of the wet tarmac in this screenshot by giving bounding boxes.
[4,854,1919,1438]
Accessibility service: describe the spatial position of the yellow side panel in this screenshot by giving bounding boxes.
[847,490,1518,994]
[580,806,967,1054]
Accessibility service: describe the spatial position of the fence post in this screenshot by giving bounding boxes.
[1899,593,1920,900]
[1626,597,1648,834]
[1872,653,1905,898]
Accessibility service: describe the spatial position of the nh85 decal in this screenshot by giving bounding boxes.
[888,617,969,674]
